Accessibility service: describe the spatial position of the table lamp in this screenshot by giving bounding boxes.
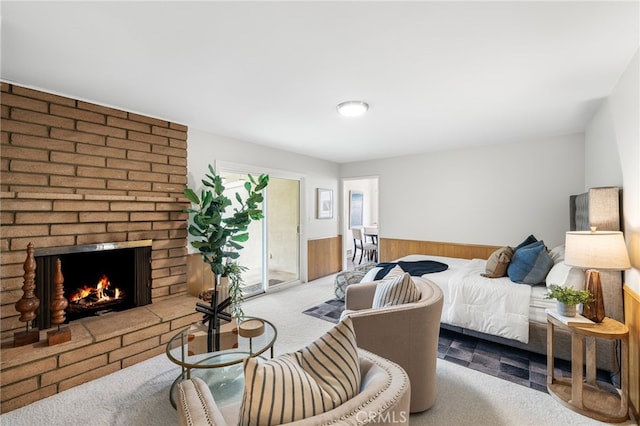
[564,228,631,323]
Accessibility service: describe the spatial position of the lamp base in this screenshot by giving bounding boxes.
[582,269,605,323]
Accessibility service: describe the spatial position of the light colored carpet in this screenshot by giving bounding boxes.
[1,275,635,425]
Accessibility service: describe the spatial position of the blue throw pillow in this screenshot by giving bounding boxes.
[507,240,553,285]
[514,234,538,252]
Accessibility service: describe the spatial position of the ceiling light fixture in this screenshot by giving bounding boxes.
[336,100,369,117]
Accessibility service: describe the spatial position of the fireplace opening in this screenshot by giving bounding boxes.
[34,240,152,329]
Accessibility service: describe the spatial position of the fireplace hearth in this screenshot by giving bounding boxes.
[34,240,152,329]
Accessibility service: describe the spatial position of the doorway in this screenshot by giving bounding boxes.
[342,177,379,270]
[219,168,301,297]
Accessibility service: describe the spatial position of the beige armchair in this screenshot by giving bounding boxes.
[342,277,444,413]
[177,349,411,426]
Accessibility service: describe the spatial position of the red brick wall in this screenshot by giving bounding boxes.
[0,82,189,340]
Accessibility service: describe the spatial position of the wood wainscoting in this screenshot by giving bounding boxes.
[379,238,501,262]
[186,254,215,297]
[307,236,342,281]
[624,285,640,421]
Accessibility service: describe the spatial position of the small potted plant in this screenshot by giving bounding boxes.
[545,284,593,317]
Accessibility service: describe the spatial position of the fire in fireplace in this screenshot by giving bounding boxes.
[34,240,152,329]
[67,273,126,316]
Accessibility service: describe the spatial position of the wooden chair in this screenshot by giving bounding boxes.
[352,227,377,264]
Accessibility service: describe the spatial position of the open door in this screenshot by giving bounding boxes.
[343,177,379,270]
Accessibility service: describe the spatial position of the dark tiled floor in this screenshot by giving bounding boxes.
[437,328,618,394]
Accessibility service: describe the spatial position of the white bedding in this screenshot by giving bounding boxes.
[529,286,557,323]
[396,254,543,344]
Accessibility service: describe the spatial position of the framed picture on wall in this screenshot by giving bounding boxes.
[349,191,363,228]
[316,188,333,219]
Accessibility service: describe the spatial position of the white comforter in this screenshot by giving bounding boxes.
[398,255,532,343]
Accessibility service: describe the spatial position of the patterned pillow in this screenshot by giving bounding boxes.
[507,240,554,285]
[239,317,360,425]
[372,271,420,308]
[334,270,366,300]
[482,246,514,278]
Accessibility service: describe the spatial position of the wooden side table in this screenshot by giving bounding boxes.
[547,312,629,423]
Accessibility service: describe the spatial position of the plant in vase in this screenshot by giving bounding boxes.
[184,165,268,349]
[545,284,593,317]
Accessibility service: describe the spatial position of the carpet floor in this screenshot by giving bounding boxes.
[2,277,633,425]
[303,298,618,395]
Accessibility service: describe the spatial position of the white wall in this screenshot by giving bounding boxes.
[187,129,340,241]
[585,49,640,294]
[585,107,624,188]
[340,134,585,249]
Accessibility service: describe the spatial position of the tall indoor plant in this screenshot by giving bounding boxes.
[184,165,269,321]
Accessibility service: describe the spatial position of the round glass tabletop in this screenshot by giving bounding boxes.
[166,317,277,409]
[166,317,277,369]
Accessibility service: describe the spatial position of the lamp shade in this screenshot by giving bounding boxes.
[564,230,631,270]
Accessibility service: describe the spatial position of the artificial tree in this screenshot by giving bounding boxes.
[184,165,268,350]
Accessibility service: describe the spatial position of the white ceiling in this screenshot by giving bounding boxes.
[1,1,638,163]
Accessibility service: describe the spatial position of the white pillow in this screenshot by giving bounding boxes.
[548,244,566,264]
[545,261,585,290]
[360,266,381,283]
[360,264,404,283]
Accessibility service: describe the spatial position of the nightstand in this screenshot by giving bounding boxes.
[546,311,629,423]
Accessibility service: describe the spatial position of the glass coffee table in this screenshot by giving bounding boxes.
[166,317,277,408]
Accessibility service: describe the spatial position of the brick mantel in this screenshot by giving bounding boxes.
[0,83,191,412]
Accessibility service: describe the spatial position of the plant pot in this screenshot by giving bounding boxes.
[557,302,577,317]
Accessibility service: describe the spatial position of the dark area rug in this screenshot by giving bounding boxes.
[303,299,617,394]
[302,298,345,323]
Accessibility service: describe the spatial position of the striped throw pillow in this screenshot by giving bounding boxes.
[383,264,405,280]
[293,316,360,406]
[239,318,360,425]
[239,354,333,425]
[372,271,419,308]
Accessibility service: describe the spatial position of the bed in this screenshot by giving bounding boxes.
[365,187,624,375]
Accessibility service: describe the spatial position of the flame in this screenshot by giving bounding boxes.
[95,275,109,299]
[69,274,123,304]
[70,285,92,302]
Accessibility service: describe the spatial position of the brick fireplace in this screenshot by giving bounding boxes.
[34,240,153,328]
[0,83,199,412]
